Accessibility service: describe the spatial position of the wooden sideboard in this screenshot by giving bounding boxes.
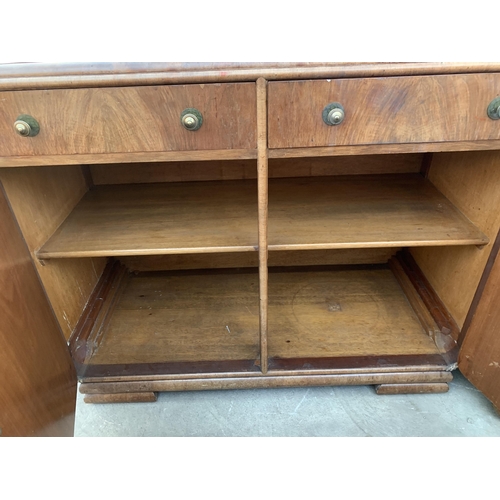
[1,63,500,431]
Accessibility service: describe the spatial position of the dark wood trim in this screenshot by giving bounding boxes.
[397,251,460,342]
[420,153,434,178]
[76,359,261,379]
[268,141,500,158]
[390,256,440,336]
[69,259,126,364]
[389,255,458,364]
[268,354,448,371]
[81,363,451,383]
[136,267,260,278]
[76,354,448,380]
[459,227,500,347]
[1,63,499,90]
[81,165,94,190]
[268,263,389,274]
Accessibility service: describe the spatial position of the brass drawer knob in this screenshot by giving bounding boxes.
[487,97,500,120]
[322,103,345,126]
[14,115,40,137]
[181,108,203,131]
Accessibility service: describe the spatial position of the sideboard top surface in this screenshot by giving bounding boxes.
[1,62,500,91]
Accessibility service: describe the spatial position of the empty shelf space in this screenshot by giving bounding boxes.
[38,180,258,259]
[267,266,442,365]
[268,174,488,250]
[78,268,260,375]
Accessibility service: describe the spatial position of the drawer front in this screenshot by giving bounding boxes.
[0,83,256,156]
[268,74,500,149]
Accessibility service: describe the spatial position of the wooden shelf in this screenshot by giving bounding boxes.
[267,266,442,365]
[38,180,258,259]
[78,268,260,376]
[268,174,488,250]
[38,174,487,260]
[72,263,448,379]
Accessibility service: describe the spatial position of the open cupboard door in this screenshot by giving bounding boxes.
[459,234,500,413]
[0,184,77,437]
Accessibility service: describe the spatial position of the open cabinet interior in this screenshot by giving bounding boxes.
[2,147,500,402]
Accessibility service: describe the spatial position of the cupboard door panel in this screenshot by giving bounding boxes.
[459,234,500,412]
[0,184,76,436]
[268,74,500,148]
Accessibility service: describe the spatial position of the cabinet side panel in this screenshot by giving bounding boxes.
[0,166,107,339]
[411,151,500,328]
[0,184,76,436]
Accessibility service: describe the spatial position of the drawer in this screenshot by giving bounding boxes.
[268,74,500,149]
[0,83,256,156]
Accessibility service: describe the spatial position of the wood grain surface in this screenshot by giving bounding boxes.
[268,74,500,148]
[459,227,500,347]
[81,359,449,384]
[459,238,500,411]
[267,267,441,359]
[37,174,487,260]
[257,78,269,373]
[118,248,399,272]
[0,83,256,157]
[0,166,106,339]
[266,175,487,250]
[0,184,76,436]
[90,154,423,185]
[389,257,442,338]
[5,141,500,168]
[79,370,453,395]
[397,252,460,343]
[38,180,259,259]
[266,353,448,372]
[375,383,450,394]
[411,150,500,328]
[390,254,458,357]
[1,63,500,91]
[74,265,445,376]
[69,260,127,367]
[0,149,257,168]
[268,140,500,158]
[83,392,158,404]
[87,270,260,366]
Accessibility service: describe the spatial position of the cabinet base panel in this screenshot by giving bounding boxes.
[375,383,449,395]
[80,370,453,403]
[83,392,158,404]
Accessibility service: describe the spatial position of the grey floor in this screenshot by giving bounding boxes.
[74,370,500,437]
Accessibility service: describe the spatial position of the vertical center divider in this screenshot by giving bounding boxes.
[257,78,269,374]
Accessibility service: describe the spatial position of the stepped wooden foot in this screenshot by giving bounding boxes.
[375,383,449,395]
[83,392,158,404]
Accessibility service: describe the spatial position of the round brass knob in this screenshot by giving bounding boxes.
[181,108,203,131]
[322,102,345,126]
[13,115,40,137]
[487,97,500,120]
[14,121,31,136]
